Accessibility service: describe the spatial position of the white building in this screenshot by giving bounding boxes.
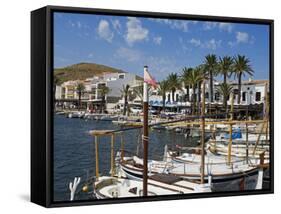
[150,79,268,109]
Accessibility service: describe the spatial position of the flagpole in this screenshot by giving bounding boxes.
[143,66,149,196]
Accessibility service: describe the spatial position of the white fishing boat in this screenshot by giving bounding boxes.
[207,140,270,160]
[119,154,262,192]
[168,147,245,165]
[92,175,211,199]
[215,132,268,144]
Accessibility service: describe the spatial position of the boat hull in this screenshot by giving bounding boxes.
[120,163,260,192]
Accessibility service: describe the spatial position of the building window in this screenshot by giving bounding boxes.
[256,92,261,101]
[215,92,220,101]
[176,94,179,102]
[119,74,125,79]
[167,94,170,102]
[242,92,247,101]
[233,89,239,95]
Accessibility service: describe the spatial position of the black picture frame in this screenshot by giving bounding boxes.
[31,5,274,208]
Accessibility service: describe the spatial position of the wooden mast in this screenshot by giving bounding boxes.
[253,83,268,155]
[143,66,149,196]
[227,92,234,165]
[200,80,206,184]
[95,135,99,179]
[110,134,115,176]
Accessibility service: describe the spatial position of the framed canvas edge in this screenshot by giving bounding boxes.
[33,5,274,208]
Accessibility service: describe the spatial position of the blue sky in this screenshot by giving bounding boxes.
[54,12,270,81]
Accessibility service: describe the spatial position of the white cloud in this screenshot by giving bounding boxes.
[98,20,114,43]
[204,39,222,50]
[236,31,249,43]
[203,22,233,33]
[125,17,149,46]
[179,37,191,53]
[203,22,217,30]
[115,47,142,62]
[68,20,89,29]
[111,19,122,34]
[189,38,221,50]
[228,32,253,48]
[149,18,189,32]
[228,41,236,48]
[153,36,162,45]
[219,23,233,33]
[189,38,201,47]
[170,20,189,32]
[88,53,94,58]
[144,56,181,79]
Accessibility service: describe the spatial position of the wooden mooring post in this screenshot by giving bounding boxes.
[94,135,99,179]
[200,80,206,184]
[111,134,115,176]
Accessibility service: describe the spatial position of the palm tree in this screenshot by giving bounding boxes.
[132,83,152,102]
[194,65,205,114]
[232,55,254,104]
[167,73,181,102]
[158,80,169,112]
[204,54,218,103]
[218,56,233,84]
[120,84,130,116]
[181,67,193,102]
[186,68,203,114]
[98,85,110,113]
[76,82,85,110]
[216,83,233,112]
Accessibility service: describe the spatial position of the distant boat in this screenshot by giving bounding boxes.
[66,111,84,118]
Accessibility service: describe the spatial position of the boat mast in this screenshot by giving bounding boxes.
[227,92,234,165]
[200,80,206,184]
[143,66,149,196]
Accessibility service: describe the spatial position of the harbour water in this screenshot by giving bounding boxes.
[53,115,199,201]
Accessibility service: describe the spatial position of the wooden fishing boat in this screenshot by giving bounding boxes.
[207,140,270,161]
[119,155,262,192]
[91,175,211,199]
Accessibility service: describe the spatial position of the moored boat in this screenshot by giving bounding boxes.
[119,154,263,192]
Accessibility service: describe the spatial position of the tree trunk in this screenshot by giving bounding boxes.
[210,70,214,102]
[162,95,166,112]
[198,81,202,102]
[197,83,200,115]
[185,85,190,102]
[102,96,105,114]
[172,89,175,102]
[192,86,196,115]
[123,95,127,115]
[223,96,227,113]
[224,73,227,85]
[238,73,242,104]
[78,93,81,111]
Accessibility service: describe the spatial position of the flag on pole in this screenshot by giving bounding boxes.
[144,66,157,88]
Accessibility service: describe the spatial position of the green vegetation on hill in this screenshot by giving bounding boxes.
[54,62,127,83]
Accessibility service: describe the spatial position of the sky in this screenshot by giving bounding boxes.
[54,12,270,81]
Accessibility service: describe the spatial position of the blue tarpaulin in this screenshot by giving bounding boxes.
[223,127,242,139]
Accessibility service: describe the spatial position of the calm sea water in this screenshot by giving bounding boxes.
[53,115,199,201]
